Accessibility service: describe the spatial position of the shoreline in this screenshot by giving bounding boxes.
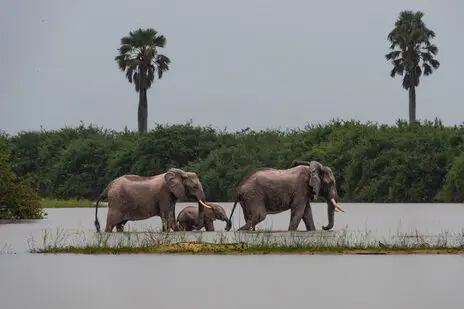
[32,242,464,255]
[35,249,464,255]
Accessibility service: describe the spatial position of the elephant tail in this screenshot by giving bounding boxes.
[94,186,109,233]
[225,196,240,232]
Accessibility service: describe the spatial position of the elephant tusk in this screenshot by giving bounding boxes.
[330,198,345,213]
[199,199,211,209]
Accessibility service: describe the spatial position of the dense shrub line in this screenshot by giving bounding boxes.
[0,135,44,219]
[2,118,464,206]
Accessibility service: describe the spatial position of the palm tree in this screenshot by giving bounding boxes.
[115,28,171,135]
[385,10,440,123]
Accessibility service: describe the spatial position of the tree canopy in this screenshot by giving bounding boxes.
[115,28,171,135]
[4,120,464,204]
[385,10,440,123]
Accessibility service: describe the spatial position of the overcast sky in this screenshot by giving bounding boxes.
[0,0,462,134]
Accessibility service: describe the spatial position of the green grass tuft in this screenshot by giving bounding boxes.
[41,198,107,208]
[27,227,464,255]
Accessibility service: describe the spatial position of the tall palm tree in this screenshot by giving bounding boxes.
[385,10,440,123]
[115,28,171,135]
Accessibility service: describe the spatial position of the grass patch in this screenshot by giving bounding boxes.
[41,198,107,208]
[34,242,464,255]
[27,226,464,255]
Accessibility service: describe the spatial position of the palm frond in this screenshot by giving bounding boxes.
[429,58,440,70]
[426,44,438,55]
[115,28,171,90]
[385,10,440,86]
[145,65,155,88]
[152,34,167,48]
[133,72,140,92]
[154,54,171,79]
[385,50,401,61]
[402,74,411,89]
[125,61,139,83]
[390,61,404,78]
[120,36,135,46]
[415,65,422,83]
[423,63,433,76]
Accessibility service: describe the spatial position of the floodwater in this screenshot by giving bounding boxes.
[1,202,464,309]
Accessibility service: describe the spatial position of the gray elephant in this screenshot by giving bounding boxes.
[176,203,232,231]
[225,160,344,232]
[94,168,211,233]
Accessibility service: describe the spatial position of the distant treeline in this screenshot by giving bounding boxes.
[1,119,464,204]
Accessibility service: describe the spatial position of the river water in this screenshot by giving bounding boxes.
[1,202,464,308]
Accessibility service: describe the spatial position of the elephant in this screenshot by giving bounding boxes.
[93,168,211,233]
[225,160,344,232]
[176,203,232,231]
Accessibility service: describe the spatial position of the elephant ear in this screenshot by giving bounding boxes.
[308,164,322,198]
[320,166,335,185]
[164,168,186,200]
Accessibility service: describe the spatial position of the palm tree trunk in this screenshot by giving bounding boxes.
[137,65,148,135]
[408,86,416,123]
[138,89,148,135]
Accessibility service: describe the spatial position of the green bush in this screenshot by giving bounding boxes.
[437,155,464,202]
[4,119,464,203]
[0,135,44,220]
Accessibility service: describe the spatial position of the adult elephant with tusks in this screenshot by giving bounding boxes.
[225,160,345,232]
[93,168,210,233]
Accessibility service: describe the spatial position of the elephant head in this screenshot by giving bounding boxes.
[164,168,210,225]
[291,160,344,230]
[207,203,232,231]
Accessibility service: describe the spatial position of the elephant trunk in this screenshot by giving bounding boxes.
[322,201,335,230]
[322,195,344,230]
[225,218,232,231]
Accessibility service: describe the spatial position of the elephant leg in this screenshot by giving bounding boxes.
[302,202,316,231]
[243,209,249,222]
[160,213,169,232]
[241,207,255,231]
[237,199,266,231]
[178,221,191,231]
[105,222,114,233]
[105,209,121,232]
[160,211,176,232]
[288,204,305,231]
[115,220,128,232]
[176,221,185,231]
[204,220,215,231]
[170,207,178,231]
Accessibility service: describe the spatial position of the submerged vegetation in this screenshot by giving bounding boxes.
[28,227,464,255]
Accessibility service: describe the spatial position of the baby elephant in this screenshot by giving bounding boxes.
[177,203,231,231]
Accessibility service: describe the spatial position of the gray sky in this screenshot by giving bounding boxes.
[0,0,462,134]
